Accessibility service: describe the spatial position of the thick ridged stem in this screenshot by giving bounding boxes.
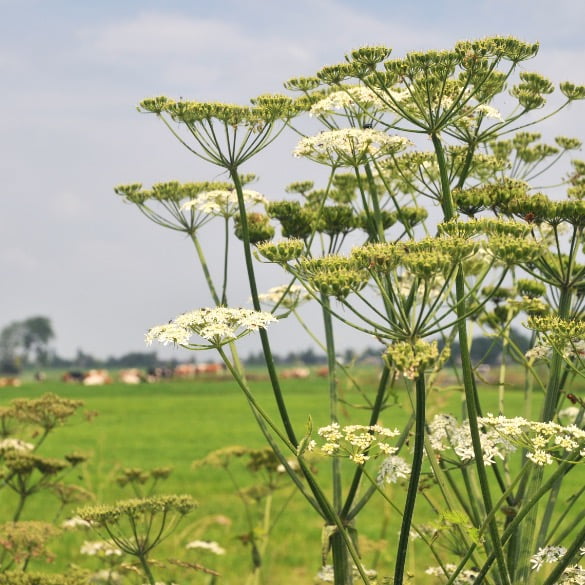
[432,132,510,585]
[229,168,298,446]
[393,374,426,585]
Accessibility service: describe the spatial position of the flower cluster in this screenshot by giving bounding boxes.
[425,564,480,584]
[181,189,267,218]
[478,414,585,465]
[383,340,440,381]
[558,564,585,585]
[186,540,226,555]
[428,414,516,465]
[256,239,306,263]
[376,455,411,485]
[257,284,311,309]
[316,423,400,464]
[309,86,387,116]
[146,307,278,348]
[530,545,567,571]
[80,540,122,557]
[0,438,34,453]
[293,128,412,166]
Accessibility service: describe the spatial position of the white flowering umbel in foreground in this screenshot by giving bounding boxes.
[145,307,277,349]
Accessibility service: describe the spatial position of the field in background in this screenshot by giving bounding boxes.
[0,370,581,584]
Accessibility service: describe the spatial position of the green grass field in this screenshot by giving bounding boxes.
[0,371,581,584]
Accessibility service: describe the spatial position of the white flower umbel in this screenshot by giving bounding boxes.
[146,307,277,349]
[181,189,267,218]
[474,104,504,120]
[479,414,585,465]
[186,539,226,555]
[293,128,412,166]
[62,516,92,530]
[0,438,34,453]
[310,86,387,116]
[530,545,567,571]
[428,414,516,466]
[80,540,123,557]
[558,564,585,585]
[317,423,400,464]
[376,455,411,485]
[257,284,311,309]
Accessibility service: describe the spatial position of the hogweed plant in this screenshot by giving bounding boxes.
[117,37,585,584]
[0,394,95,583]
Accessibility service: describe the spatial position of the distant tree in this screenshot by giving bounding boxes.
[21,316,55,365]
[105,352,160,368]
[0,316,55,372]
[442,327,531,366]
[74,348,100,369]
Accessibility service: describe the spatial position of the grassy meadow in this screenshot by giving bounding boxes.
[0,368,582,584]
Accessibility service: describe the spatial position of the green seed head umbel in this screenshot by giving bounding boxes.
[256,239,305,263]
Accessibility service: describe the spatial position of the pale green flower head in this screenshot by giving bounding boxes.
[351,242,403,272]
[146,307,278,349]
[283,76,321,93]
[346,45,392,68]
[256,239,306,263]
[488,234,543,266]
[527,316,585,363]
[77,495,196,559]
[383,339,439,380]
[401,249,453,281]
[298,255,369,300]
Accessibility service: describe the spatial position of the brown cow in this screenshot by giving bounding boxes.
[280,367,310,379]
[0,377,21,387]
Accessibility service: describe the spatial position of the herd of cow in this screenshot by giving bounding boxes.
[0,364,330,388]
[59,363,227,385]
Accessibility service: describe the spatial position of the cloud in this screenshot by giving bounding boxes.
[75,6,450,99]
[0,247,39,273]
[49,190,88,221]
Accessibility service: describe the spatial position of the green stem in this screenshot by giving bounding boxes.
[513,286,574,581]
[474,452,581,582]
[229,168,298,446]
[189,232,221,306]
[432,132,510,585]
[322,295,343,513]
[137,553,156,585]
[393,374,426,585]
[363,162,385,242]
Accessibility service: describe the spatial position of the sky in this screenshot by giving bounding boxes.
[1,0,585,361]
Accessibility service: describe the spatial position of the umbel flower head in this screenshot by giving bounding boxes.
[294,128,412,166]
[146,307,278,349]
[77,495,196,558]
[181,189,267,218]
[316,423,401,464]
[257,284,311,309]
[309,86,387,116]
[383,340,440,380]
